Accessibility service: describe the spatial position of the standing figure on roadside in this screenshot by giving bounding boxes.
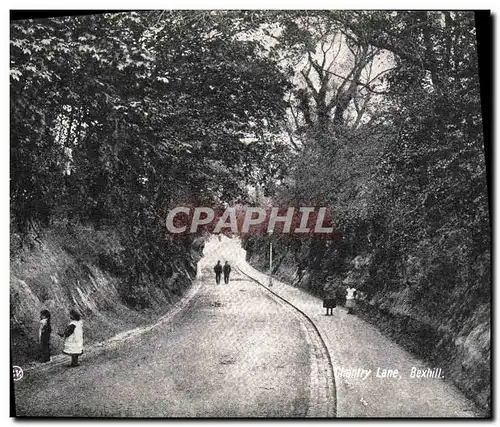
[39,309,52,362]
[322,276,337,316]
[214,260,222,284]
[345,286,357,314]
[223,261,232,284]
[58,309,84,367]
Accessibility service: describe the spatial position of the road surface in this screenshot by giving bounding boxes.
[13,235,481,417]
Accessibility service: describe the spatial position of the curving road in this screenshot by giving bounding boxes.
[14,262,314,417]
[13,235,481,418]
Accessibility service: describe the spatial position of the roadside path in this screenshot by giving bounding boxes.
[216,235,480,417]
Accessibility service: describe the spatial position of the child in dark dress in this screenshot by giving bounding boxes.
[39,309,51,362]
[322,276,337,316]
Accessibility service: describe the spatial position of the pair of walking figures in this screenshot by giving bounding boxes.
[214,260,231,284]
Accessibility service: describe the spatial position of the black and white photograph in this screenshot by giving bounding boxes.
[9,9,491,418]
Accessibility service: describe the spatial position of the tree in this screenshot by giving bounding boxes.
[10,11,291,296]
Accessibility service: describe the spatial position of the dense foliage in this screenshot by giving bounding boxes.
[11,11,290,305]
[242,10,489,325]
[240,11,490,409]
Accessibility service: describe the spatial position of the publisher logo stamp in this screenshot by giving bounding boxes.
[12,366,23,381]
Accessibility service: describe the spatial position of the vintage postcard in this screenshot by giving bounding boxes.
[10,10,491,418]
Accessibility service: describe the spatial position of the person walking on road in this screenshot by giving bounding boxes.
[345,286,357,314]
[58,309,84,367]
[322,276,337,316]
[39,309,52,362]
[214,260,222,284]
[223,261,232,284]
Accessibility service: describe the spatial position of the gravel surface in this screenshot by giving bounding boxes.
[14,265,311,417]
[13,235,481,418]
[232,238,482,418]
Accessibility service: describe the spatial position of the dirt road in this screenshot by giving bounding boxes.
[14,266,313,417]
[13,235,481,418]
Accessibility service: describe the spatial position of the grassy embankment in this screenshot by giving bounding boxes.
[245,245,490,414]
[11,223,203,366]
